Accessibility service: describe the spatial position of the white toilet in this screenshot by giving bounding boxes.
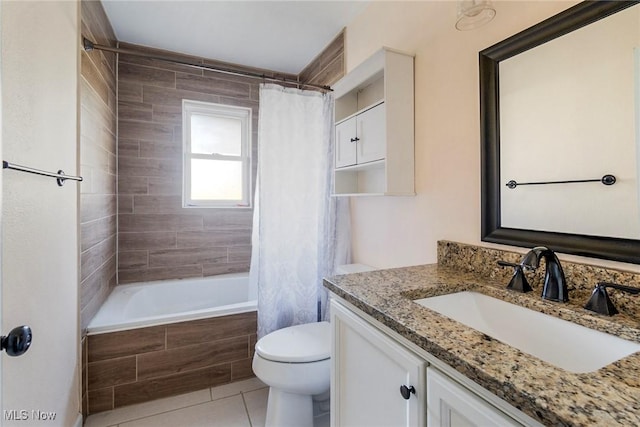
[252,264,376,427]
[252,321,331,427]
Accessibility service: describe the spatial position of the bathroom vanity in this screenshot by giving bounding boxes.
[324,242,640,426]
[330,298,530,427]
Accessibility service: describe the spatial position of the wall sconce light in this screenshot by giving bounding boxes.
[455,0,496,31]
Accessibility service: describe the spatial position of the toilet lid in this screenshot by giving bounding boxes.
[255,321,331,363]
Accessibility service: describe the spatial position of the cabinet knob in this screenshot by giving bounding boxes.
[399,384,415,400]
[350,137,360,142]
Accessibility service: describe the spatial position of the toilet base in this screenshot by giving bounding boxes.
[265,387,314,427]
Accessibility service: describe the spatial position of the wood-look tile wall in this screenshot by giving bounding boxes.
[80,1,118,416]
[117,33,344,284]
[86,311,257,413]
[80,0,117,329]
[299,30,345,88]
[116,43,285,283]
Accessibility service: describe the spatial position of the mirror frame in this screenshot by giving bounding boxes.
[480,0,640,264]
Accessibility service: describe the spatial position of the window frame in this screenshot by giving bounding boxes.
[182,99,252,208]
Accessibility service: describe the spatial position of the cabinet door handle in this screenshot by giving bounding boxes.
[1,325,32,357]
[399,385,415,400]
[350,137,360,142]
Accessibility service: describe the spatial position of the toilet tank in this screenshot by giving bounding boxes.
[336,264,377,274]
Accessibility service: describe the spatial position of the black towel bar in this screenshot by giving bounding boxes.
[506,174,616,189]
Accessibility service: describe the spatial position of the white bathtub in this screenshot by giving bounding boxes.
[87,272,257,335]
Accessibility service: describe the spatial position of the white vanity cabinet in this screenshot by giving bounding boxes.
[332,47,414,196]
[427,367,520,427]
[330,296,543,427]
[331,299,426,427]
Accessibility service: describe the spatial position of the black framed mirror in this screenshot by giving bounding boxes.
[480,0,640,264]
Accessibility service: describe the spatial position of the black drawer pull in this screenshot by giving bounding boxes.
[400,384,415,400]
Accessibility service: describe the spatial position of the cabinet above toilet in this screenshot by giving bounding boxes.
[332,47,415,197]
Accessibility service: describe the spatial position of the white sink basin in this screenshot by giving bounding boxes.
[414,291,640,373]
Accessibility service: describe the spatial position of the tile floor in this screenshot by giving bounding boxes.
[84,378,267,427]
[84,377,330,427]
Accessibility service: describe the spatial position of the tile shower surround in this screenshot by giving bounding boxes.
[116,31,344,284]
[81,19,344,414]
[86,312,257,414]
[81,0,118,415]
[80,0,118,334]
[116,44,263,284]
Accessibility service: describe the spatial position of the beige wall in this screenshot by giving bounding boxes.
[2,1,80,425]
[344,1,640,273]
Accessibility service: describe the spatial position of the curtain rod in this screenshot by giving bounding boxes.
[83,38,332,92]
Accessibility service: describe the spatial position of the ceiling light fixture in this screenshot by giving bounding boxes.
[455,0,496,31]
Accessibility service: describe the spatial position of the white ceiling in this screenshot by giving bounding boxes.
[101,0,370,75]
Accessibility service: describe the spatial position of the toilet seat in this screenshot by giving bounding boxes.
[255,321,330,363]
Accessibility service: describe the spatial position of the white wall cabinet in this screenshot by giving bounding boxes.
[335,116,358,168]
[335,103,386,168]
[333,47,414,196]
[331,299,426,427]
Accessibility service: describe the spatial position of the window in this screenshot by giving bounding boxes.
[182,100,252,208]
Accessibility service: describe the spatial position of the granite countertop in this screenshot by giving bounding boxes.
[323,264,640,426]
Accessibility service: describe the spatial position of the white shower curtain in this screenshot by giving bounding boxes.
[250,83,350,338]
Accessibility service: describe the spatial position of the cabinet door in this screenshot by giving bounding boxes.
[335,118,357,168]
[331,300,425,427]
[427,368,521,427]
[357,103,386,164]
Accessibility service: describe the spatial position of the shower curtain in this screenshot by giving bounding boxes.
[250,83,350,338]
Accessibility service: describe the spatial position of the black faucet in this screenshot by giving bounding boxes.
[497,260,533,293]
[584,282,640,316]
[521,247,568,302]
